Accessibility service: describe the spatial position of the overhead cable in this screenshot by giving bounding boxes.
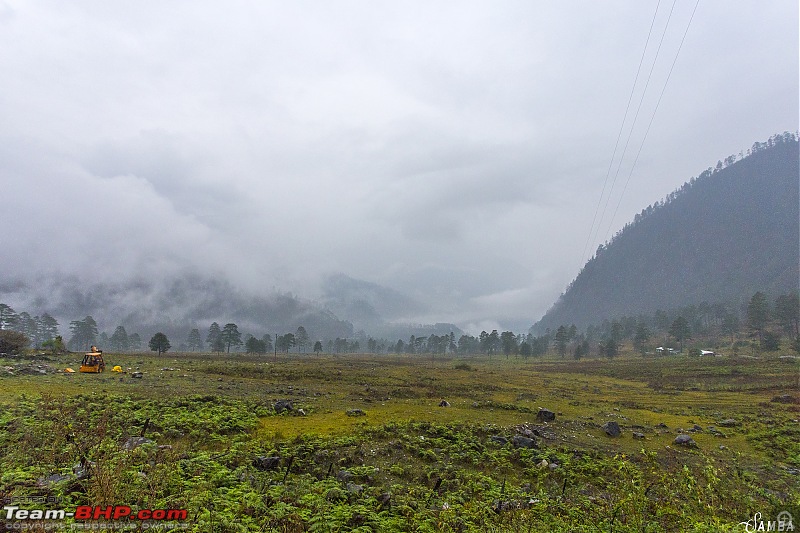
[591,0,679,254]
[603,0,701,242]
[580,0,664,265]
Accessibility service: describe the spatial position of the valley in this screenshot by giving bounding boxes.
[2,350,797,531]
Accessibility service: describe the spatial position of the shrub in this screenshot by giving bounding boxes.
[762,331,781,351]
[42,336,66,354]
[0,330,28,354]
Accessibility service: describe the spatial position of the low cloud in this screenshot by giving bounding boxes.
[0,2,796,334]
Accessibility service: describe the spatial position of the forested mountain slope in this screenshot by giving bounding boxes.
[534,134,799,332]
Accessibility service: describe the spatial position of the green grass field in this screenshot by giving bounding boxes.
[1,351,798,531]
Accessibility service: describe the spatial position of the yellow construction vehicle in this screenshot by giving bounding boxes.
[79,345,106,373]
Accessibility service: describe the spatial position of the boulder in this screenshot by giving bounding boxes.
[526,426,556,440]
[346,483,364,495]
[632,432,646,440]
[674,434,697,448]
[377,492,391,509]
[122,436,154,451]
[131,372,143,379]
[493,500,529,513]
[72,462,94,480]
[274,400,293,414]
[38,473,70,487]
[346,408,366,417]
[489,435,508,446]
[707,426,727,438]
[602,421,621,437]
[438,400,450,407]
[336,470,354,482]
[536,408,556,422]
[718,419,739,427]
[253,456,281,471]
[511,435,537,449]
[771,394,797,404]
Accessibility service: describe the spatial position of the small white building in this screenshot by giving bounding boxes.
[656,346,678,354]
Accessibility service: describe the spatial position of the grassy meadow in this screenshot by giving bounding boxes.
[1,350,798,531]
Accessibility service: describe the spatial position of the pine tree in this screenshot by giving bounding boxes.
[206,322,222,351]
[148,332,171,355]
[110,326,129,352]
[747,292,769,347]
[669,316,691,353]
[187,328,203,351]
[221,323,243,353]
[295,326,309,353]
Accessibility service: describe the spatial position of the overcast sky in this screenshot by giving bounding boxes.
[1,1,797,333]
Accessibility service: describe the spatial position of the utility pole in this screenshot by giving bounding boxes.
[275,333,278,362]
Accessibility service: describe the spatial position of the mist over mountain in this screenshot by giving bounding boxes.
[0,272,354,345]
[321,273,430,329]
[0,270,466,346]
[533,134,799,332]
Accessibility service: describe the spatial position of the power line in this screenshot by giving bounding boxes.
[580,0,663,265]
[590,0,679,256]
[603,0,701,242]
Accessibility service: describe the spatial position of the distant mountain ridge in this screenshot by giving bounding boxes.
[0,271,462,346]
[321,273,428,328]
[0,273,355,344]
[533,134,799,332]
[321,273,463,340]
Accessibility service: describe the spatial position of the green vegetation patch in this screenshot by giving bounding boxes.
[0,352,797,531]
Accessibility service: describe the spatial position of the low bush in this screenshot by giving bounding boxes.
[0,330,28,354]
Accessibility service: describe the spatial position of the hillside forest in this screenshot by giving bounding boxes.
[536,133,799,331]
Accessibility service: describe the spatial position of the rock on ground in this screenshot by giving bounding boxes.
[536,408,556,422]
[674,434,698,448]
[253,456,281,471]
[274,400,293,414]
[602,421,621,437]
[122,437,154,451]
[511,435,537,448]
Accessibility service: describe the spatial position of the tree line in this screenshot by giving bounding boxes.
[2,289,797,359]
[0,303,61,351]
[0,305,150,355]
[604,132,799,259]
[547,291,799,359]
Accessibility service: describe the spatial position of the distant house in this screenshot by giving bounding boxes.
[656,347,678,355]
